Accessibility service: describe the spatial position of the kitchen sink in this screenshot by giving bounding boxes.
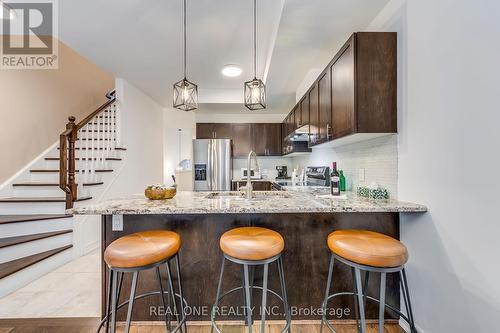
[204,191,291,200]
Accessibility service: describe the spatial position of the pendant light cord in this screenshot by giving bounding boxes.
[253,0,257,79]
[184,0,187,79]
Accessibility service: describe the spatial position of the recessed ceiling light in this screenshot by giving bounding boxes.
[222,65,242,78]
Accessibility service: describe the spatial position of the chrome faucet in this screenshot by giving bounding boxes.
[245,150,260,200]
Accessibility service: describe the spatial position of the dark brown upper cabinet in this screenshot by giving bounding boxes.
[230,124,252,157]
[252,123,282,156]
[331,39,355,138]
[196,123,214,139]
[300,95,309,128]
[196,123,232,139]
[284,32,397,148]
[294,105,301,129]
[309,83,319,146]
[318,70,332,144]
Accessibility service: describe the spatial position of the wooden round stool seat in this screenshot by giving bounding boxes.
[104,230,181,268]
[220,227,284,261]
[327,230,408,268]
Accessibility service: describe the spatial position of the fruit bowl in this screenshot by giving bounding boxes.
[145,184,177,200]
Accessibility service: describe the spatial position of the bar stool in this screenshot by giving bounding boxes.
[97,230,187,333]
[211,226,292,333]
[320,230,417,333]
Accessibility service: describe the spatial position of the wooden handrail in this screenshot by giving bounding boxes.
[59,91,116,209]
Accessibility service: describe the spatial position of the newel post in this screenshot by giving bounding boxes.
[66,116,78,208]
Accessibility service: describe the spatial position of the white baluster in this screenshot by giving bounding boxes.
[106,106,111,164]
[115,102,121,148]
[90,119,96,183]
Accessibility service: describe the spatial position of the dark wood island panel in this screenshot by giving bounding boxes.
[101,212,400,322]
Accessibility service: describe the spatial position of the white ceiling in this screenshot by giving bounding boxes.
[59,0,389,114]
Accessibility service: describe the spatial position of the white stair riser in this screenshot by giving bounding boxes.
[29,172,103,183]
[0,217,73,238]
[0,201,66,215]
[42,160,114,170]
[0,248,73,298]
[13,186,66,197]
[0,233,73,263]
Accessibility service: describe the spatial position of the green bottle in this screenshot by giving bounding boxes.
[339,170,346,192]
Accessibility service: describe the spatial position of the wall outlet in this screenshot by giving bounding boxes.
[359,168,366,182]
[112,215,123,231]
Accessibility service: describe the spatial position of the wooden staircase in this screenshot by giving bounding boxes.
[0,90,125,297]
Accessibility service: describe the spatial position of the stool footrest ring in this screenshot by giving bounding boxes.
[211,285,291,333]
[97,290,188,333]
[320,291,412,333]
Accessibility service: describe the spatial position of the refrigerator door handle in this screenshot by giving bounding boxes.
[207,140,212,191]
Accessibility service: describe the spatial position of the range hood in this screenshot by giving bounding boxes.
[283,124,312,155]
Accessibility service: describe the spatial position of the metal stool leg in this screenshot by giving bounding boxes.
[260,263,269,333]
[156,266,171,330]
[211,257,226,333]
[243,264,253,333]
[175,254,188,333]
[105,268,113,333]
[378,272,386,333]
[110,270,118,333]
[401,269,417,333]
[354,268,367,333]
[277,256,291,333]
[124,271,139,333]
[352,268,361,333]
[320,254,334,333]
[166,261,182,333]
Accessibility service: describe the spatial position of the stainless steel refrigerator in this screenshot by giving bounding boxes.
[193,139,232,191]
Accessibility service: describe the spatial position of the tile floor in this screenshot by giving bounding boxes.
[0,249,101,318]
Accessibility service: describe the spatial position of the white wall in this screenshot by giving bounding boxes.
[368,1,500,332]
[163,107,197,189]
[103,79,165,196]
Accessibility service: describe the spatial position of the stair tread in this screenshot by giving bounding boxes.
[57,147,126,150]
[0,214,72,225]
[0,245,73,279]
[0,196,91,203]
[45,157,121,161]
[12,182,103,187]
[0,229,73,249]
[30,169,113,173]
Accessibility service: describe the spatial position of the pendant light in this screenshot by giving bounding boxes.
[244,0,266,110]
[173,0,198,111]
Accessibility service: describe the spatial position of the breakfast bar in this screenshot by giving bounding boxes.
[70,190,426,323]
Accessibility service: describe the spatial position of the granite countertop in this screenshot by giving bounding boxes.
[69,190,427,215]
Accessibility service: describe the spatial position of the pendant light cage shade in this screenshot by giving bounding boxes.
[244,78,266,110]
[173,78,198,112]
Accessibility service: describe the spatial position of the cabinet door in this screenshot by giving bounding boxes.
[294,105,301,129]
[251,123,267,156]
[196,123,214,139]
[309,84,319,146]
[318,70,332,144]
[266,123,282,156]
[331,40,355,138]
[212,123,232,139]
[231,124,251,157]
[253,181,271,191]
[300,95,309,127]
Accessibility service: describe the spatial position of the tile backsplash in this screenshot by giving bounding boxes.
[233,157,293,180]
[292,135,398,198]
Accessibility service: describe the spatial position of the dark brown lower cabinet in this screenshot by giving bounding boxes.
[232,181,272,191]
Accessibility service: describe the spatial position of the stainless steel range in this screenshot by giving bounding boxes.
[272,166,330,190]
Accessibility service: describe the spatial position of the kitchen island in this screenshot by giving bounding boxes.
[70,190,426,322]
